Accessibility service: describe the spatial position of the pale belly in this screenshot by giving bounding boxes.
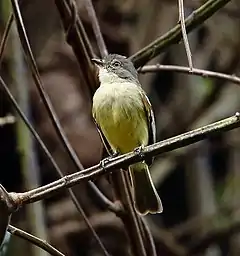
[93,83,149,154]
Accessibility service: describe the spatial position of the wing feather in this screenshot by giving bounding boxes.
[138,88,156,165]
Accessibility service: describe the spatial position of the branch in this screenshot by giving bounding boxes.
[83,0,108,57]
[1,112,238,206]
[88,181,123,214]
[0,14,13,64]
[54,0,97,95]
[139,64,240,87]
[141,218,157,256]
[59,0,95,58]
[7,225,65,256]
[0,185,14,247]
[114,171,147,256]
[178,0,193,69]
[130,0,232,67]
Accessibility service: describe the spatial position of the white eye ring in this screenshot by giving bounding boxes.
[112,61,121,67]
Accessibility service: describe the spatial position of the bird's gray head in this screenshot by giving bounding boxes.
[92,54,139,84]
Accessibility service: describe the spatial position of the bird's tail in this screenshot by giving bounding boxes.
[129,162,163,215]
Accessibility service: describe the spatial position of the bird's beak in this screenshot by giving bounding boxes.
[92,58,104,66]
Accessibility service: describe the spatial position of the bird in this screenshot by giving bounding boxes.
[92,54,163,215]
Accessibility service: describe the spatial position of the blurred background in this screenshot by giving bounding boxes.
[0,0,240,255]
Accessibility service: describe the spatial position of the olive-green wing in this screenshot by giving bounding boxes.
[139,89,156,166]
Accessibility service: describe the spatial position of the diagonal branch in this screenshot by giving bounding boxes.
[0,14,13,65]
[88,181,122,213]
[130,0,232,67]
[3,112,239,206]
[0,185,14,246]
[7,225,65,256]
[141,218,157,256]
[83,0,108,57]
[54,0,97,95]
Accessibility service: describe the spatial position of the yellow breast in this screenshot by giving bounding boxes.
[92,83,149,154]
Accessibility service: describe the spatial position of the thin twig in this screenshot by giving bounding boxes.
[0,14,13,65]
[0,75,70,190]
[178,0,193,69]
[83,0,108,57]
[7,225,65,256]
[106,170,147,256]
[11,15,48,256]
[139,64,240,87]
[141,218,157,256]
[130,0,232,67]
[3,112,238,206]
[66,191,111,256]
[63,0,95,58]
[0,184,13,246]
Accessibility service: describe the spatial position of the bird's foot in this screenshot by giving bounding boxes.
[134,145,145,158]
[100,152,119,171]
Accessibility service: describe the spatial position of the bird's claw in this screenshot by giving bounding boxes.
[134,145,144,158]
[100,152,119,170]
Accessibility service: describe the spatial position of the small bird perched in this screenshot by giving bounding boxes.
[92,54,163,215]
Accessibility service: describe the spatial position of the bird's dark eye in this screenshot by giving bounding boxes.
[112,60,121,67]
